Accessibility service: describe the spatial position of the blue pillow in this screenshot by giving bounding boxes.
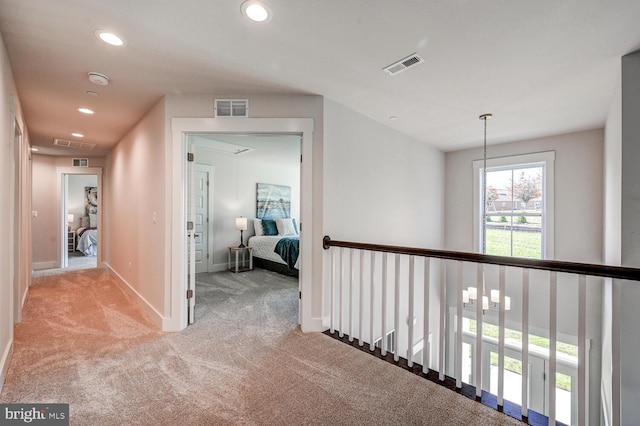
[262,219,278,236]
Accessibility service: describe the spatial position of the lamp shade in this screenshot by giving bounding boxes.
[235,217,248,231]
[67,214,74,223]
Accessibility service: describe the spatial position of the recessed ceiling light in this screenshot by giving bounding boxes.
[31,147,39,152]
[72,133,84,138]
[94,30,126,46]
[389,116,398,120]
[241,1,272,22]
[77,107,94,115]
[86,91,99,96]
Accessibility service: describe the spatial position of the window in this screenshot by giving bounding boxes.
[374,330,395,354]
[473,152,555,259]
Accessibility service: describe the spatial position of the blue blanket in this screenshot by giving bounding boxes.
[274,237,299,269]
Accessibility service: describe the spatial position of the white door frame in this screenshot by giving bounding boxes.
[169,117,321,332]
[56,167,103,269]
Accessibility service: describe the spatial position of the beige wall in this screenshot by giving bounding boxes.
[31,155,106,268]
[445,129,604,262]
[0,31,29,391]
[104,98,167,316]
[445,128,604,422]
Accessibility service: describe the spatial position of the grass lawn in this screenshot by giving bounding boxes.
[486,228,542,258]
[468,320,574,391]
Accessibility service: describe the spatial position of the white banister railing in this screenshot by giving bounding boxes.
[323,236,640,426]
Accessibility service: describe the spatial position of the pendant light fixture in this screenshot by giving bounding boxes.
[462,113,510,312]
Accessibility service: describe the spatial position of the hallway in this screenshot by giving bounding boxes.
[1,269,520,425]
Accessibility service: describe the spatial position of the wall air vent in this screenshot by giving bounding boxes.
[53,138,96,150]
[215,99,249,117]
[383,53,425,76]
[72,158,89,167]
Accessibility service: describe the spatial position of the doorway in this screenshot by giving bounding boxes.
[63,174,98,270]
[169,117,320,333]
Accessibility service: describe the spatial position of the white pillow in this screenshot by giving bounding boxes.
[276,218,297,236]
[253,218,264,236]
[89,213,97,228]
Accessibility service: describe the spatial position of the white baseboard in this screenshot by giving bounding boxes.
[32,261,57,270]
[211,262,229,273]
[0,338,13,394]
[103,262,166,330]
[301,316,327,333]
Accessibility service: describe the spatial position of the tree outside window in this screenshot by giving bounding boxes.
[483,165,544,259]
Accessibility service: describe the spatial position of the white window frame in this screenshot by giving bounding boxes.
[473,151,555,259]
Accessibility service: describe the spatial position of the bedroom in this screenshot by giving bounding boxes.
[190,133,301,278]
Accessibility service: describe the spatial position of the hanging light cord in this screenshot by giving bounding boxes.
[479,113,492,255]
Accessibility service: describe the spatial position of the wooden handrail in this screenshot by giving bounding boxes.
[323,236,640,281]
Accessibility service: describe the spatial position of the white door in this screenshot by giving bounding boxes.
[193,167,209,273]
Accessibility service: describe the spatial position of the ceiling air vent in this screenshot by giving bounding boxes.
[383,53,425,76]
[53,138,96,150]
[215,99,249,117]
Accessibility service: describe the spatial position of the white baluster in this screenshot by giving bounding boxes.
[439,259,446,381]
[338,248,343,338]
[349,249,354,342]
[498,265,505,408]
[369,251,375,351]
[330,248,335,334]
[381,253,388,356]
[359,249,364,347]
[456,261,463,388]
[578,275,586,426]
[522,269,530,419]
[549,271,557,424]
[394,254,400,362]
[408,256,415,368]
[475,264,484,398]
[423,258,431,374]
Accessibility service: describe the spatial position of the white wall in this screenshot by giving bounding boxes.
[620,49,640,425]
[193,138,300,270]
[445,129,604,422]
[602,75,622,425]
[322,98,444,248]
[322,98,445,366]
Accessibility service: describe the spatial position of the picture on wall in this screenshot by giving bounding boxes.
[257,183,291,219]
[85,186,98,215]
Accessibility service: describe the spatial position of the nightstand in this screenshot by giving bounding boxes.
[67,231,75,252]
[228,246,253,273]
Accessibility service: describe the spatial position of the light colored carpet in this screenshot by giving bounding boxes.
[32,252,97,278]
[1,268,522,425]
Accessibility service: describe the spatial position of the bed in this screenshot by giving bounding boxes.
[248,217,299,277]
[76,227,97,256]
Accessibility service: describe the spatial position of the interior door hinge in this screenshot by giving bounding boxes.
[187,221,194,230]
[187,152,194,162]
[299,291,301,300]
[300,154,303,163]
[186,289,194,299]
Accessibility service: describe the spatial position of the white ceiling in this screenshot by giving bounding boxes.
[1,0,639,156]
